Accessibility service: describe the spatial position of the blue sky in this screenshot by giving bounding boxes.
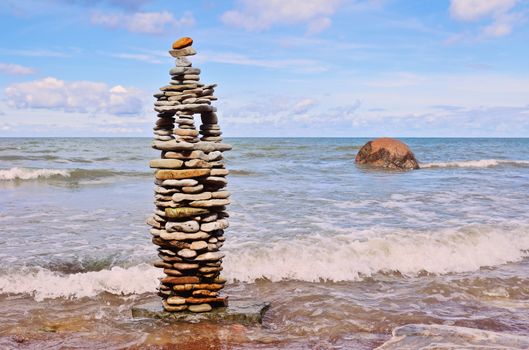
[0,0,528,137]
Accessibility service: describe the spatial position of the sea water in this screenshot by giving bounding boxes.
[1,137,528,348]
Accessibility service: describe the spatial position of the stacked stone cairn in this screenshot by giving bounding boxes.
[147,37,232,313]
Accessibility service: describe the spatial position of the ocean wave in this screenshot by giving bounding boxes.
[222,224,529,282]
[240,150,303,160]
[0,155,61,161]
[421,159,529,169]
[334,145,362,151]
[230,169,256,176]
[64,157,93,163]
[41,255,124,274]
[0,167,70,180]
[0,264,160,301]
[2,225,528,300]
[0,167,150,181]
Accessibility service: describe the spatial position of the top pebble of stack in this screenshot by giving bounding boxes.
[170,37,195,57]
[172,37,193,49]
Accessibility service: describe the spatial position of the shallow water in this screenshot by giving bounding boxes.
[1,137,529,348]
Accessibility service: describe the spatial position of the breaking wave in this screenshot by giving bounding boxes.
[0,264,160,301]
[1,224,528,300]
[0,167,70,180]
[421,159,529,169]
[223,224,529,282]
[0,167,149,181]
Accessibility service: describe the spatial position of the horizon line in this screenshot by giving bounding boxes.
[1,136,529,139]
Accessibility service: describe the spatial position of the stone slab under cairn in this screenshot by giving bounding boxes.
[132,299,271,326]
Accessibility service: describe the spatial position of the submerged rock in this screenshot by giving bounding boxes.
[355,137,419,170]
[376,324,529,349]
[132,299,270,324]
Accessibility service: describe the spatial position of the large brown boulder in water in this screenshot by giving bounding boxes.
[355,138,419,170]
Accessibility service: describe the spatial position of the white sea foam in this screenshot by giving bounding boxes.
[2,226,529,300]
[0,264,161,301]
[0,167,71,180]
[0,167,147,181]
[421,159,529,169]
[223,224,529,282]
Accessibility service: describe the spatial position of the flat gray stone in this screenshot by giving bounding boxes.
[132,299,270,325]
[169,47,196,57]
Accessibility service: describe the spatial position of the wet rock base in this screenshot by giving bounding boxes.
[376,324,529,349]
[132,299,270,325]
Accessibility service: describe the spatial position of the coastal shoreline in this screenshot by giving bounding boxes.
[1,137,529,349]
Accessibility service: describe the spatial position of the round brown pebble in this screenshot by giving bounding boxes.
[172,37,193,49]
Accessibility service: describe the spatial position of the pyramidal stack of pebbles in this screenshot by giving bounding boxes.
[147,37,232,313]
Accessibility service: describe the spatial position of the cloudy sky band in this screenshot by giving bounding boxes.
[0,0,528,136]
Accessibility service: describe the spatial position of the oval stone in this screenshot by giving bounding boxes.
[156,169,210,180]
[149,159,183,169]
[177,249,197,259]
[190,241,208,251]
[195,252,225,261]
[165,207,209,219]
[165,220,199,233]
[162,179,198,187]
[188,303,212,313]
[172,37,193,49]
[163,301,187,312]
[166,296,186,305]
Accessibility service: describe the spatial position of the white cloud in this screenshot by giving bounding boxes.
[0,123,12,131]
[221,0,341,33]
[94,126,145,134]
[198,51,327,73]
[105,0,150,11]
[67,0,151,12]
[338,104,529,137]
[91,10,194,35]
[217,68,529,136]
[53,0,151,12]
[449,0,516,21]
[292,98,316,114]
[0,48,76,57]
[0,62,35,75]
[102,49,326,71]
[105,52,164,64]
[4,77,145,115]
[364,72,425,88]
[403,105,529,136]
[220,96,319,125]
[224,100,529,137]
[449,0,522,38]
[307,17,332,34]
[482,12,523,37]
